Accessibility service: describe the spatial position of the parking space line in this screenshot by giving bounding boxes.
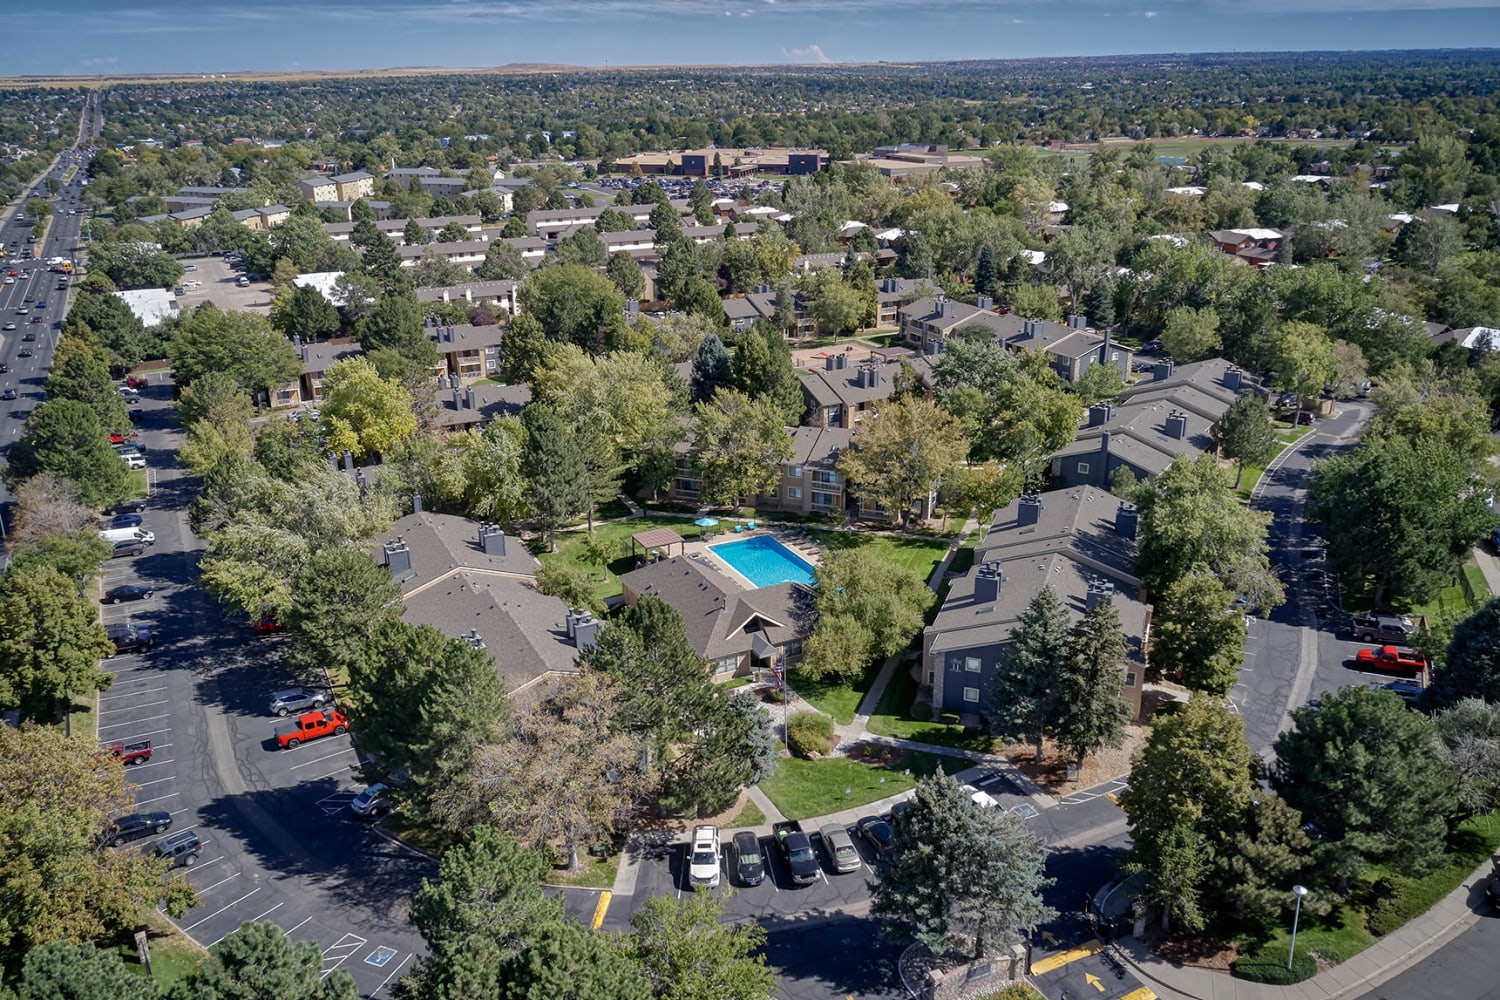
[99,714,169,731]
[321,933,367,976]
[100,699,170,716]
[101,676,163,687]
[183,887,261,932]
[134,790,181,805]
[373,954,413,998]
[122,757,174,770]
[289,746,355,771]
[247,901,286,925]
[590,891,612,930]
[114,726,173,740]
[1118,989,1158,1000]
[285,916,314,937]
[309,766,356,782]
[189,870,239,894]
[129,774,177,788]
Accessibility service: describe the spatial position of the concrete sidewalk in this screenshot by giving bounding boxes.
[1109,856,1497,1000]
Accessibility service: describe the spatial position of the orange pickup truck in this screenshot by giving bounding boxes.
[274,710,349,749]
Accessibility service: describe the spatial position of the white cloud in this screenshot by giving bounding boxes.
[781,43,832,62]
[1143,8,1158,14]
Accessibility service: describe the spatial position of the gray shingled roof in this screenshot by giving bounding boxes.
[373,511,541,597]
[617,556,812,661]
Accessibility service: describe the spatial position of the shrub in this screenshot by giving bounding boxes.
[1231,951,1316,984]
[786,710,835,758]
[1367,873,1452,936]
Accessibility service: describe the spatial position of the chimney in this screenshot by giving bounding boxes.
[835,353,848,370]
[573,613,602,651]
[1099,327,1112,363]
[452,386,462,410]
[465,386,476,409]
[300,345,309,362]
[1099,430,1111,461]
[826,355,837,371]
[383,537,411,575]
[1165,410,1188,440]
[1153,360,1175,382]
[1020,319,1034,339]
[972,561,1003,603]
[924,340,940,356]
[937,298,951,318]
[1224,367,1243,391]
[565,608,578,638]
[1085,578,1115,611]
[1115,502,1138,539]
[976,295,993,311]
[342,450,355,472]
[479,523,507,556]
[1069,312,1087,330]
[1016,492,1042,526]
[1088,402,1111,427]
[626,298,639,317]
[412,494,423,514]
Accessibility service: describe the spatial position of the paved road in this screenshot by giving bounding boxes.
[1359,910,1500,1000]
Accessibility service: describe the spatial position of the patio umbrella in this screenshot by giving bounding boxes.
[694,517,720,528]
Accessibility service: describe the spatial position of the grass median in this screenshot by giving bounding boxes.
[759,746,968,820]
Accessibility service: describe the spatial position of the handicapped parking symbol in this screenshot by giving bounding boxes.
[365,946,397,967]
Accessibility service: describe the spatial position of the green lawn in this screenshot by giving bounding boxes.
[67,687,98,741]
[536,515,710,602]
[127,468,149,499]
[866,665,999,751]
[545,854,620,890]
[789,662,880,724]
[117,912,205,991]
[727,799,766,828]
[1233,815,1500,983]
[759,748,969,820]
[809,529,950,583]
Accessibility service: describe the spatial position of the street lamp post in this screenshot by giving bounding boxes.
[1287,884,1309,970]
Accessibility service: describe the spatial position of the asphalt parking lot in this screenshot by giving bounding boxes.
[173,255,271,316]
[94,377,430,997]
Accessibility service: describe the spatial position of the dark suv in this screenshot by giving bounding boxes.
[152,831,202,867]
[101,810,172,848]
[1351,614,1417,644]
[111,539,147,559]
[105,622,154,656]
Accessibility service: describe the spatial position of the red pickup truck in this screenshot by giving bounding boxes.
[1355,646,1428,675]
[274,710,348,749]
[104,740,152,765]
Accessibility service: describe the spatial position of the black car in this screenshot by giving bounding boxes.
[17,348,32,358]
[102,584,154,604]
[0,364,9,374]
[732,831,765,887]
[0,388,14,401]
[111,499,148,515]
[104,622,153,656]
[101,810,172,848]
[856,816,896,856]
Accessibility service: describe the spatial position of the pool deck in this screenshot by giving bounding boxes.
[682,525,825,591]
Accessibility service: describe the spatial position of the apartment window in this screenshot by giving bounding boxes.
[783,640,803,658]
[788,466,803,478]
[963,687,980,704]
[1076,462,1090,475]
[1124,671,1138,688]
[715,655,739,674]
[813,471,839,485]
[812,492,836,508]
[965,656,982,673]
[676,478,700,494]
[787,487,802,500]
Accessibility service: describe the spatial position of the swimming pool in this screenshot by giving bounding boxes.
[710,535,816,588]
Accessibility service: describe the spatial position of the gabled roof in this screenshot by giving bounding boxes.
[298,338,364,375]
[928,487,1147,654]
[787,425,853,466]
[400,572,578,691]
[372,511,541,598]
[432,382,533,429]
[617,556,812,661]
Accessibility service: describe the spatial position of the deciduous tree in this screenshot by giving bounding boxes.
[1150,571,1247,695]
[286,545,404,677]
[0,564,115,722]
[800,548,931,681]
[629,893,776,1000]
[689,390,792,506]
[6,399,129,508]
[319,357,419,459]
[1426,598,1500,708]
[837,397,968,527]
[1213,394,1278,489]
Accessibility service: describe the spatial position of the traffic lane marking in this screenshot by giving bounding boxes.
[591,890,612,930]
[1031,938,1104,974]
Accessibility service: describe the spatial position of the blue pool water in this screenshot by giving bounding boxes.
[710,536,816,588]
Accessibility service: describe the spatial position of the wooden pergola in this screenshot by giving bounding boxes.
[631,526,687,562]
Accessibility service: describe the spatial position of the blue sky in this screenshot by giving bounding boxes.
[1,1,1498,75]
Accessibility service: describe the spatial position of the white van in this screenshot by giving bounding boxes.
[99,527,154,546]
